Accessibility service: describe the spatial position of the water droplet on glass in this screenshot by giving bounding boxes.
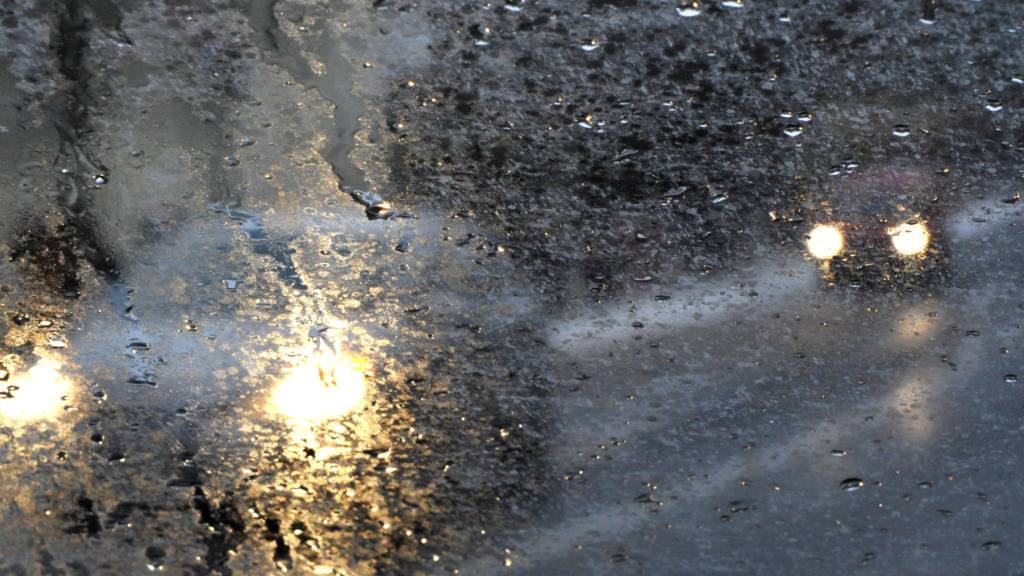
[797,111,813,123]
[1004,374,1018,383]
[721,0,744,8]
[783,124,803,137]
[580,39,600,52]
[831,449,846,457]
[395,233,413,253]
[840,478,865,492]
[892,125,911,137]
[985,99,1003,112]
[677,5,701,17]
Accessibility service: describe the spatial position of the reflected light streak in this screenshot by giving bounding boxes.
[892,303,938,343]
[888,222,930,256]
[0,359,73,423]
[806,224,844,260]
[269,347,369,422]
[887,376,935,440]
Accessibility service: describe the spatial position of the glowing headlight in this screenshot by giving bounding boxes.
[269,349,368,422]
[806,224,844,260]
[0,359,73,423]
[888,222,929,256]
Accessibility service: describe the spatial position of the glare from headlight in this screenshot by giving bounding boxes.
[0,358,73,423]
[888,222,930,256]
[806,224,844,260]
[268,349,368,422]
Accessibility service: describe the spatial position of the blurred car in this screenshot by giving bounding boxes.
[803,162,950,288]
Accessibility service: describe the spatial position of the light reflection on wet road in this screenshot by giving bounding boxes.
[2,0,1024,574]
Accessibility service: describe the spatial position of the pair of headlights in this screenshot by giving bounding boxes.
[806,222,930,260]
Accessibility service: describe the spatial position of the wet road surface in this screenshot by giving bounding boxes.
[2,0,1024,574]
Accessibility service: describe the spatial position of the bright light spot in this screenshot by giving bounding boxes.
[806,224,844,260]
[888,222,930,256]
[269,349,368,422]
[0,359,73,423]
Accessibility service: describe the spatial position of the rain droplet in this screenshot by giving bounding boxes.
[1004,374,1018,383]
[676,6,701,17]
[395,233,413,253]
[580,39,600,52]
[983,541,1002,551]
[840,478,865,492]
[783,124,803,137]
[721,0,744,8]
[831,449,847,457]
[797,111,813,123]
[892,125,911,137]
[985,99,1003,112]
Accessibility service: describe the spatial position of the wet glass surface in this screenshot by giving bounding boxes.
[2,0,1024,573]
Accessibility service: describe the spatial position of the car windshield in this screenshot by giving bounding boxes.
[1,1,1022,574]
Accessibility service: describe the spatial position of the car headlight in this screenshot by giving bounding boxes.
[888,222,929,256]
[806,224,844,260]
